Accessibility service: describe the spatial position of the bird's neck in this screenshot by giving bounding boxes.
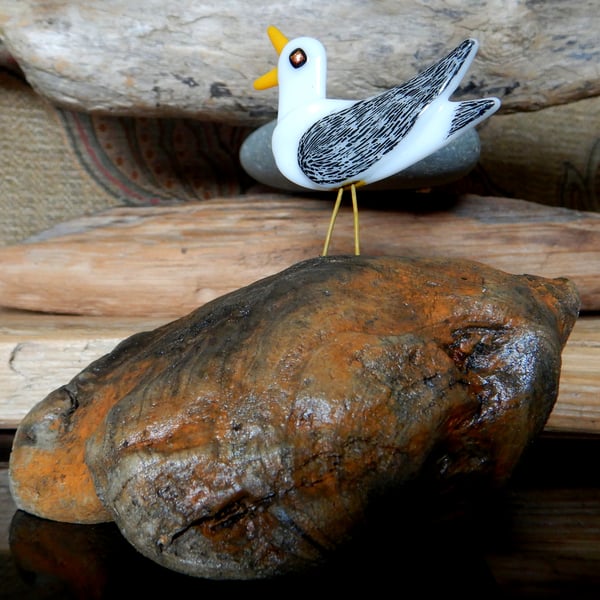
[277,62,327,121]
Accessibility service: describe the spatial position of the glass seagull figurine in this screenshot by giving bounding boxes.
[254,26,501,256]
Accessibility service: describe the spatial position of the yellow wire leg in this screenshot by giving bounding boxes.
[321,183,361,256]
[321,187,344,256]
[350,183,360,255]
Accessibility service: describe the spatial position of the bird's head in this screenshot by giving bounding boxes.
[254,26,327,120]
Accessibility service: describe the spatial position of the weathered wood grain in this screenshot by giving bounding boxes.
[0,1,598,123]
[1,313,598,434]
[485,487,600,595]
[0,309,168,427]
[547,317,600,435]
[0,194,598,317]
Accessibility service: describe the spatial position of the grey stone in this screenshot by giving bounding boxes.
[239,120,481,191]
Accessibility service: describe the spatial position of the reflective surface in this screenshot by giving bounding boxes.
[2,432,600,599]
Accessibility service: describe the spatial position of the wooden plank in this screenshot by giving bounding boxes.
[0,194,599,317]
[547,317,600,434]
[485,487,600,595]
[0,309,598,434]
[0,463,16,552]
[0,310,167,427]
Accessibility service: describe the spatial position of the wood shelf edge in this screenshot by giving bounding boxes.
[1,309,598,434]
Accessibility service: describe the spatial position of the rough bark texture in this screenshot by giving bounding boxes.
[0,1,598,123]
[9,256,579,579]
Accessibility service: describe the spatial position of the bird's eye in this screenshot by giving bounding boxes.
[289,48,307,69]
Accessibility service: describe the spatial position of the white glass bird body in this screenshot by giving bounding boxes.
[254,26,501,254]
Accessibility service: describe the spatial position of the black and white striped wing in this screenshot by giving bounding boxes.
[298,39,480,187]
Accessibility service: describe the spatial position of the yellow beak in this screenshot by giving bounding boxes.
[253,26,289,90]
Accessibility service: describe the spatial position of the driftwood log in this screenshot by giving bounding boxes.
[0,1,598,123]
[9,255,579,579]
[0,195,597,317]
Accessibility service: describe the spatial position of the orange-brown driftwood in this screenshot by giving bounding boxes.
[9,255,579,579]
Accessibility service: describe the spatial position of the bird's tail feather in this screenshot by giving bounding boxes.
[448,97,500,139]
